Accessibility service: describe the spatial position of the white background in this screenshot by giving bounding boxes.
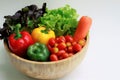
[0,0,120,80]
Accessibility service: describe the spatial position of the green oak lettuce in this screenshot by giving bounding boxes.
[39,5,79,36]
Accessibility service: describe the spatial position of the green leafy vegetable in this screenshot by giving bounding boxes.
[0,3,46,39]
[39,5,79,36]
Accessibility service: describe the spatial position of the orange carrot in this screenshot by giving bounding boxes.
[73,16,92,42]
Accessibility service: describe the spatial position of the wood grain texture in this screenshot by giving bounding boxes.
[4,35,89,80]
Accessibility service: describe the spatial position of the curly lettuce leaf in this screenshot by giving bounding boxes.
[39,5,79,36]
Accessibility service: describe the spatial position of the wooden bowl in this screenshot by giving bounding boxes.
[4,35,89,80]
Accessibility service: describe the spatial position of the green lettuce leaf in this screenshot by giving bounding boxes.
[39,5,79,36]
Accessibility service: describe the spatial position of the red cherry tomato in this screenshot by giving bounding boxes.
[72,41,77,46]
[48,38,56,47]
[56,36,66,43]
[61,53,69,59]
[57,42,66,50]
[67,46,73,53]
[66,42,72,47]
[48,35,83,61]
[47,44,52,52]
[54,43,58,47]
[58,56,63,60]
[65,35,73,42]
[50,54,58,61]
[57,50,66,56]
[51,47,59,54]
[73,43,82,52]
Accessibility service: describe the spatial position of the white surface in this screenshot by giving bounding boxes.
[0,0,120,80]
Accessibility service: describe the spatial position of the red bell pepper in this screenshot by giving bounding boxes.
[8,24,34,57]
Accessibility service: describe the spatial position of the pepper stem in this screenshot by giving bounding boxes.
[15,24,22,39]
[41,27,49,34]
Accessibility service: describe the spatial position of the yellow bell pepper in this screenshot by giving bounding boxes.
[31,26,55,44]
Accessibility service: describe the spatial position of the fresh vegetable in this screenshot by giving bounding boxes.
[73,43,82,52]
[39,5,79,36]
[31,26,55,44]
[8,24,34,57]
[51,47,59,54]
[0,27,11,40]
[48,38,56,47]
[47,35,84,61]
[73,16,92,42]
[0,3,46,39]
[27,42,50,61]
[57,42,66,50]
[65,35,73,42]
[56,50,66,56]
[67,46,73,53]
[56,36,66,43]
[50,54,58,61]
[0,3,92,62]
[79,39,86,47]
[61,52,69,59]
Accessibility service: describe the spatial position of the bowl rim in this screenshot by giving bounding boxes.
[4,35,89,64]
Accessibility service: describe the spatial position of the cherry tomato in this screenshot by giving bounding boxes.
[66,42,72,47]
[47,44,52,52]
[72,41,77,46]
[51,47,59,54]
[54,43,58,47]
[48,35,84,61]
[67,46,73,53]
[50,54,58,61]
[56,36,66,43]
[48,38,56,47]
[61,52,69,59]
[58,56,63,60]
[57,42,66,50]
[73,43,82,52]
[57,50,66,56]
[79,39,86,47]
[65,35,73,42]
